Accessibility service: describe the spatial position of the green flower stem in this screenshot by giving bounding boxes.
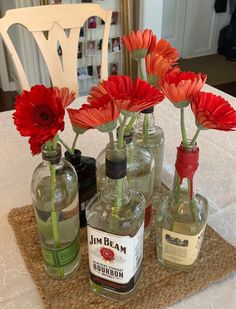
[190,128,201,146]
[171,175,181,230]
[143,114,149,144]
[71,132,80,152]
[111,115,128,232]
[138,58,145,80]
[108,130,114,144]
[125,114,137,133]
[58,137,74,155]
[180,107,188,146]
[188,178,196,220]
[118,115,123,125]
[50,162,64,277]
[118,114,128,149]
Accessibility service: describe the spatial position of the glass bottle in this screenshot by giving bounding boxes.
[65,150,96,227]
[31,144,81,279]
[86,142,145,302]
[133,107,164,208]
[96,130,154,239]
[156,142,208,272]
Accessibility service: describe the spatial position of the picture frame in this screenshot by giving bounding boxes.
[111,37,121,53]
[96,65,101,79]
[111,12,119,25]
[87,16,97,29]
[77,67,88,76]
[87,65,94,76]
[110,62,119,76]
[77,42,83,59]
[86,40,96,56]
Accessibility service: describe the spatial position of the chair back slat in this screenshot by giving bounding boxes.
[0,4,112,95]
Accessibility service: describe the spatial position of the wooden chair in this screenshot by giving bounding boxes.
[0,4,112,95]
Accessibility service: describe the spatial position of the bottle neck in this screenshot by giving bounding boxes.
[136,111,156,133]
[42,144,62,165]
[103,141,129,199]
[64,149,82,168]
[105,142,127,179]
[173,142,199,200]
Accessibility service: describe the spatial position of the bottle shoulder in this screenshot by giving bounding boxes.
[31,159,78,191]
[86,190,145,236]
[133,126,164,147]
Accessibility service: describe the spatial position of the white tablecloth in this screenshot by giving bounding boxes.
[0,84,235,308]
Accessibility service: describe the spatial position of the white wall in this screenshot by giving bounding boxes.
[161,0,231,58]
[182,0,231,58]
[141,0,163,38]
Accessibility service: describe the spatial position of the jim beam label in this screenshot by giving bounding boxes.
[162,225,206,265]
[87,223,144,293]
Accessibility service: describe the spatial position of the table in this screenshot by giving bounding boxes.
[0,84,235,308]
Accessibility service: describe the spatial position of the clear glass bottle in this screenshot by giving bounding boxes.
[31,144,81,279]
[65,150,97,227]
[86,142,145,302]
[96,130,154,239]
[156,142,208,272]
[133,107,164,208]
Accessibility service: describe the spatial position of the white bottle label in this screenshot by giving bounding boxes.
[87,223,144,293]
[162,225,206,266]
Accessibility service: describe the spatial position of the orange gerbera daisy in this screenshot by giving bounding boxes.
[121,29,157,59]
[190,92,236,131]
[153,38,179,63]
[159,70,207,107]
[53,87,76,108]
[87,83,108,105]
[101,75,164,113]
[67,96,120,133]
[145,53,173,87]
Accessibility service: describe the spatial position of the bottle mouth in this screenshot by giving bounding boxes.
[105,141,126,161]
[141,106,154,114]
[64,149,82,165]
[180,140,198,152]
[42,144,61,164]
[116,126,134,144]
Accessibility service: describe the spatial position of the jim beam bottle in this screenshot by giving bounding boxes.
[86,141,145,301]
[96,129,154,239]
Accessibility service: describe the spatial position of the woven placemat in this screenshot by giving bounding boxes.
[8,205,236,309]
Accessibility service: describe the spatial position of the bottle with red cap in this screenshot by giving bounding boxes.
[156,142,208,272]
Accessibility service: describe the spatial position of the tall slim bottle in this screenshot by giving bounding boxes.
[31,144,81,279]
[96,130,154,239]
[133,107,164,207]
[86,141,145,302]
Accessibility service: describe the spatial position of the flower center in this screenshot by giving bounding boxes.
[33,104,56,129]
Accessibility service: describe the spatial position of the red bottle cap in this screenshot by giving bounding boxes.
[175,144,199,198]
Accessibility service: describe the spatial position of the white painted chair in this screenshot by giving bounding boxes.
[0,4,112,95]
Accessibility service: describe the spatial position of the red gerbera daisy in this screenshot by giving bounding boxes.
[101,75,164,113]
[121,29,157,59]
[13,85,65,155]
[190,91,236,131]
[159,70,207,107]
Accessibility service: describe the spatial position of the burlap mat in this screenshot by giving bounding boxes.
[8,204,236,309]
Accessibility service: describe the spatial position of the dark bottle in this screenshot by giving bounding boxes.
[65,150,97,227]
